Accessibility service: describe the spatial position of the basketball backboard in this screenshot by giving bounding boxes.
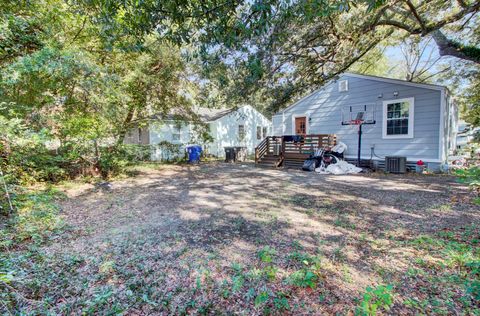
[341,104,376,125]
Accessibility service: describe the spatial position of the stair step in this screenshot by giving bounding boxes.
[259,157,278,162]
[256,163,277,168]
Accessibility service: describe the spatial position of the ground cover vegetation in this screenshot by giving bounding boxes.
[1,164,479,314]
[1,0,479,314]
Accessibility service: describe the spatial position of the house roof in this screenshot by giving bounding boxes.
[195,107,237,122]
[274,72,448,115]
[342,72,448,91]
[151,106,237,123]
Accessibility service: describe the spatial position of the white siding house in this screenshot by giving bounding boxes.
[125,105,272,160]
[272,73,458,171]
[205,105,272,157]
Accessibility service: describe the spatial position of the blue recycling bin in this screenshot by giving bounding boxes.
[186,145,202,163]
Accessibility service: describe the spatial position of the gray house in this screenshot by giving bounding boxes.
[272,73,458,171]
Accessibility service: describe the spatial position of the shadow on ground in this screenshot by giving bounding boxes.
[16,163,480,314]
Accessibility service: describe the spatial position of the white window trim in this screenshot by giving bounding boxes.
[338,79,348,92]
[291,114,309,135]
[382,97,414,139]
[171,125,181,143]
[238,124,245,140]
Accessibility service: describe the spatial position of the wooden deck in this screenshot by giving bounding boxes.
[255,134,337,168]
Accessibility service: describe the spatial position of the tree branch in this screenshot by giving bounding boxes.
[431,29,480,63]
[375,19,421,34]
[404,0,426,33]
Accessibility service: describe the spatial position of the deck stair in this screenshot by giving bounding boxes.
[255,136,284,167]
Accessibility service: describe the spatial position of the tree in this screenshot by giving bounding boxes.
[370,1,480,63]
[0,0,195,180]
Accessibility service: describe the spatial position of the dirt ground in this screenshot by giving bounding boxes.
[33,163,480,314]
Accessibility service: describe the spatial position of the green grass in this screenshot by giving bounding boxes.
[1,169,478,315]
[398,225,480,314]
[1,187,66,249]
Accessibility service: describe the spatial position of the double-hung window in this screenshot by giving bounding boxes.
[382,97,414,139]
[238,125,245,140]
[172,126,181,141]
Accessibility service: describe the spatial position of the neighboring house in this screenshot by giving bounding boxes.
[125,105,272,160]
[272,73,458,171]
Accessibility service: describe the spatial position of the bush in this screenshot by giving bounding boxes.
[97,144,153,179]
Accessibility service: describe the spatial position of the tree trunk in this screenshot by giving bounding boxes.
[116,106,136,146]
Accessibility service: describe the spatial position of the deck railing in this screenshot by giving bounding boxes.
[255,136,283,163]
[255,134,336,167]
[282,134,336,168]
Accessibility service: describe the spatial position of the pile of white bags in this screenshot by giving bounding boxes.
[315,160,362,175]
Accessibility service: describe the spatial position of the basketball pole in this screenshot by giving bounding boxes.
[341,105,375,168]
[357,123,362,167]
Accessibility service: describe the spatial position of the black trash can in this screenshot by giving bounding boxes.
[225,147,236,162]
[224,147,247,162]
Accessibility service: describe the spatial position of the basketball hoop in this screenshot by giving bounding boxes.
[341,104,377,168]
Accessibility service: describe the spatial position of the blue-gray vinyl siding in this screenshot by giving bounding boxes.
[273,75,444,163]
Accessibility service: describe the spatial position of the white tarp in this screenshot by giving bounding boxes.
[331,142,347,154]
[315,160,362,175]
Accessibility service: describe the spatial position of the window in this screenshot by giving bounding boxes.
[138,128,142,143]
[338,79,348,92]
[262,127,267,138]
[238,125,245,140]
[172,126,181,141]
[256,126,262,140]
[382,98,414,139]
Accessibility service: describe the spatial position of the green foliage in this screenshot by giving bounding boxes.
[0,13,43,65]
[356,285,394,316]
[402,227,480,313]
[456,167,480,188]
[288,251,322,268]
[0,112,68,184]
[0,1,193,184]
[0,187,65,248]
[254,290,269,307]
[456,167,480,204]
[273,293,290,311]
[257,246,276,263]
[262,265,278,281]
[287,268,318,289]
[286,251,322,289]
